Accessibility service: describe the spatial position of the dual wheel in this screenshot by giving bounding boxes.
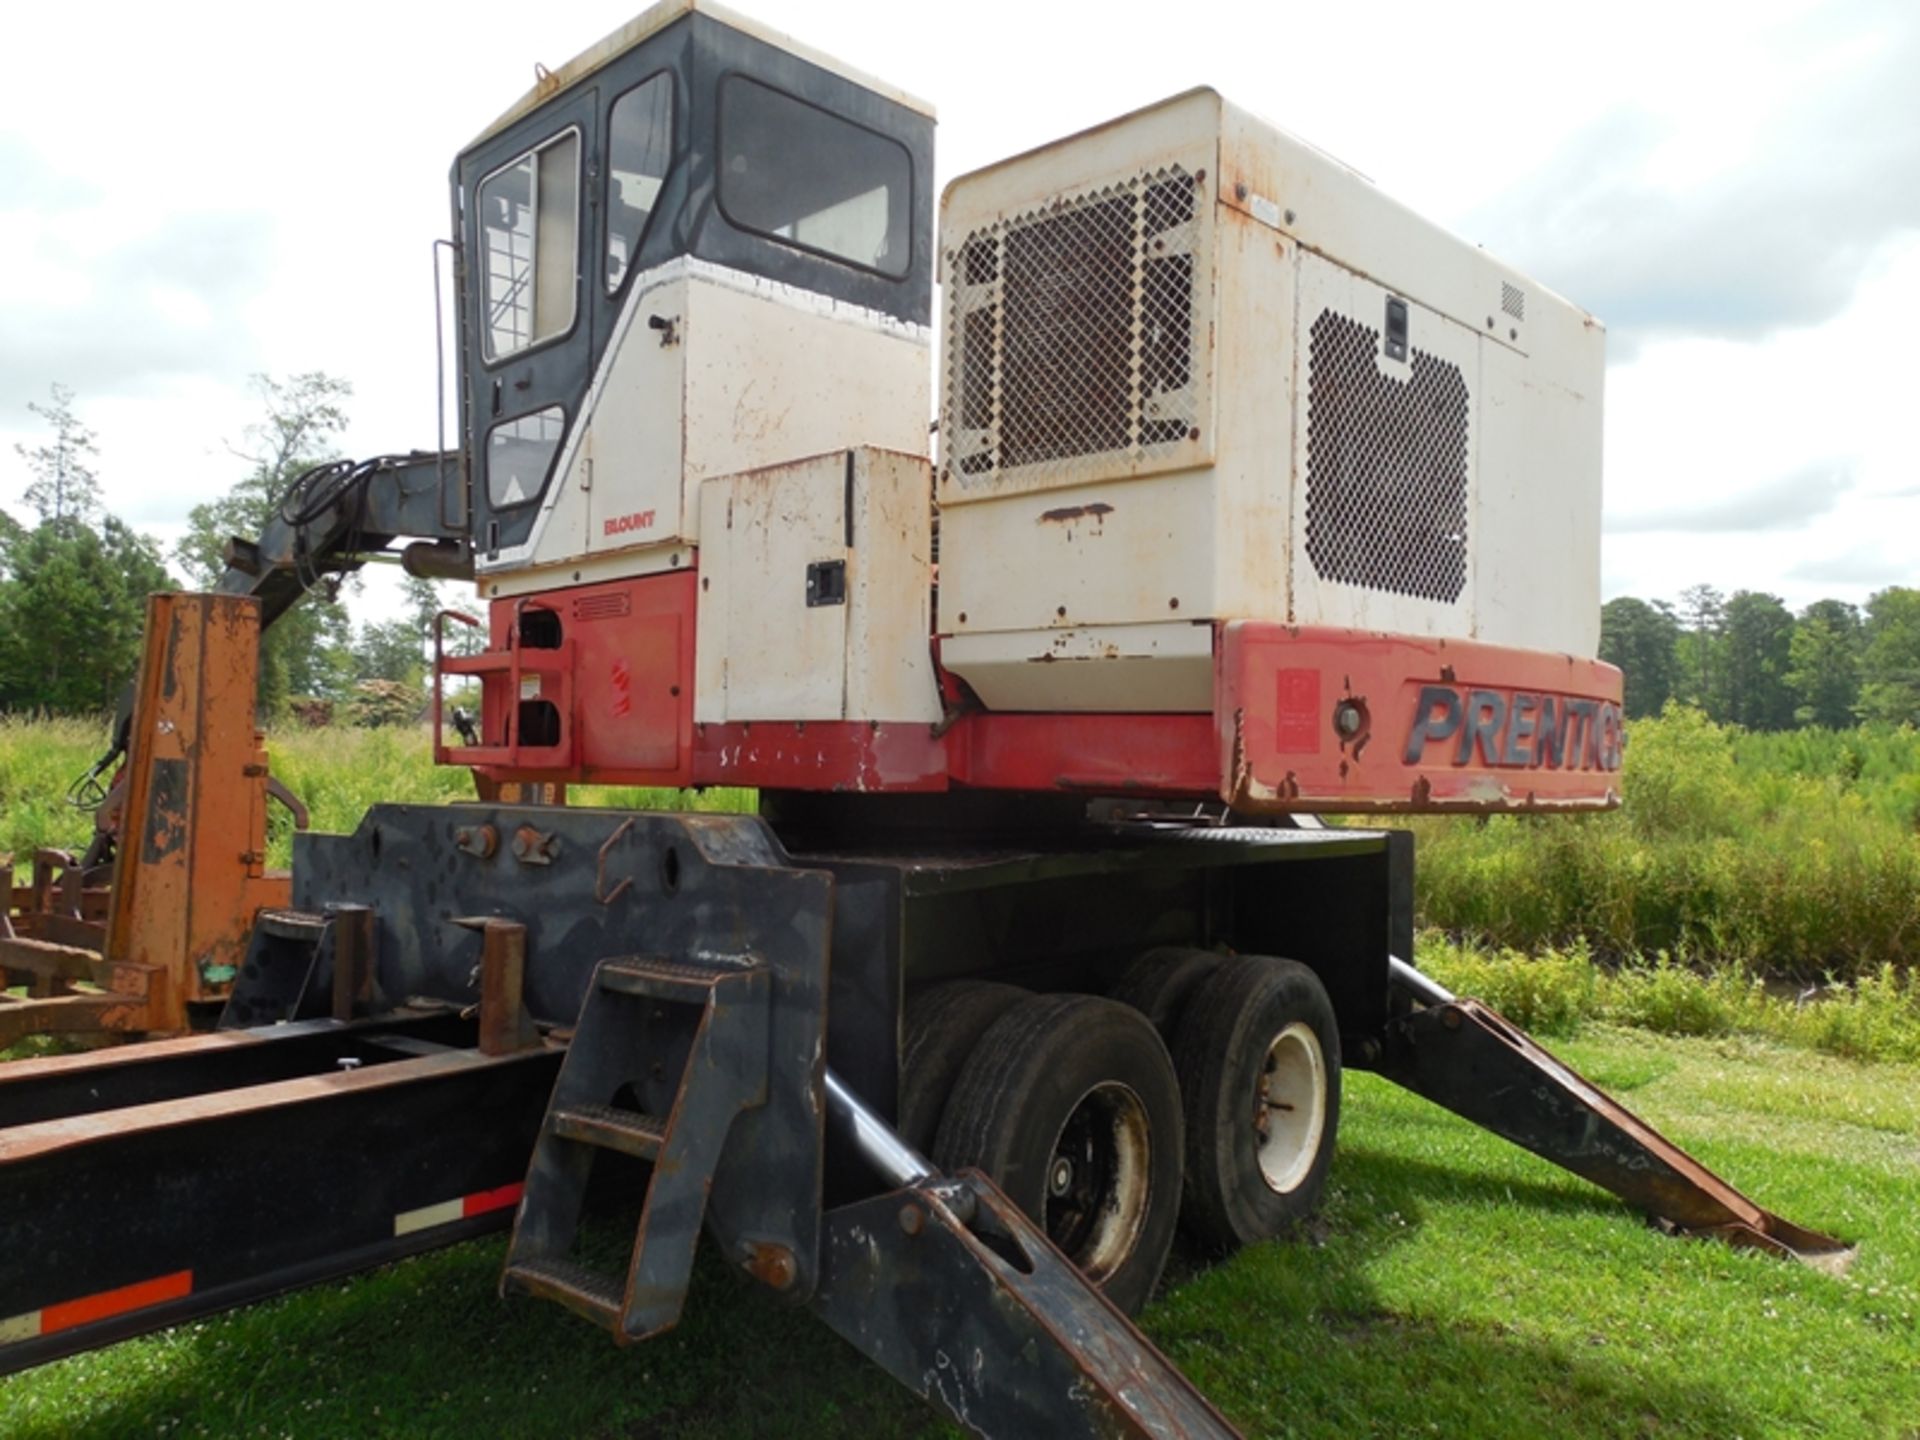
[900,950,1340,1315]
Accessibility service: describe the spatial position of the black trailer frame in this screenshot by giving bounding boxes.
[0,804,1849,1438]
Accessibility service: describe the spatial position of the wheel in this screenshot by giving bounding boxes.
[1108,945,1227,1044]
[1172,954,1341,1253]
[932,993,1184,1316]
[897,981,1027,1153]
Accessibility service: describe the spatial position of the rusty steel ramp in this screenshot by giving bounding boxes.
[1375,958,1855,1272]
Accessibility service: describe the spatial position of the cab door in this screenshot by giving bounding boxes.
[458,88,598,560]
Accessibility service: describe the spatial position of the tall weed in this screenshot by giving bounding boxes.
[1415,933,1920,1065]
[0,713,114,861]
[1413,707,1920,978]
[0,719,752,872]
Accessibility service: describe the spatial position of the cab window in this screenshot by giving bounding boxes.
[487,405,566,509]
[718,77,910,278]
[606,75,674,292]
[479,130,581,361]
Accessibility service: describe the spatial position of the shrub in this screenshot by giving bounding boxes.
[1414,934,1594,1036]
[1412,708,1920,979]
[1413,932,1920,1066]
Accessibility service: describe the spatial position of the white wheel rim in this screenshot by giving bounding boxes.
[1255,1021,1327,1194]
[1045,1081,1152,1282]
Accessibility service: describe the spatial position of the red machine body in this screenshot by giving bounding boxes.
[436,569,1623,814]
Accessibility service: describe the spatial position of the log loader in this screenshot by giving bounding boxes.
[0,4,1853,1434]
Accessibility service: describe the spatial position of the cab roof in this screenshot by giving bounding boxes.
[465,0,935,153]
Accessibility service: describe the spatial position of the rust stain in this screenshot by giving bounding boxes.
[742,1241,798,1291]
[1036,503,1114,525]
[1228,707,1253,803]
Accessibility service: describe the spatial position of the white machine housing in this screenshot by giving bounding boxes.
[936,89,1606,713]
[480,259,932,597]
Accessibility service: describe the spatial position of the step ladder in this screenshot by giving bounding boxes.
[501,952,770,1341]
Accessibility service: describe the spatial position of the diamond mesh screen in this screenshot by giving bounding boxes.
[1304,309,1470,604]
[944,167,1203,488]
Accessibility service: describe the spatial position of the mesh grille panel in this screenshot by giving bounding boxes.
[1501,282,1526,320]
[944,167,1203,488]
[1304,310,1470,603]
[1001,195,1134,467]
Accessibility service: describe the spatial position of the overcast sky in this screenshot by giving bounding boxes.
[1,0,1914,621]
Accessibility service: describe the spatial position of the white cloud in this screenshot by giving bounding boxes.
[0,0,1912,626]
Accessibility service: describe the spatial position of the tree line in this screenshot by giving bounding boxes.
[1601,585,1920,729]
[12,381,1909,735]
[2,377,457,721]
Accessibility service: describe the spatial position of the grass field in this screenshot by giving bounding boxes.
[3,711,1917,1435]
[3,1026,1913,1439]
[0,715,751,873]
[9,707,1917,976]
[1409,708,1920,979]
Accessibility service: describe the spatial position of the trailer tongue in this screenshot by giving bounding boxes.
[1,3,1853,1433]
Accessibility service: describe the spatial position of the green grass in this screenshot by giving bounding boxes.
[0,717,753,873]
[1410,707,1920,979]
[7,708,1918,979]
[1416,934,1920,1065]
[5,713,1917,1433]
[0,713,112,863]
[258,726,753,866]
[4,1027,1914,1438]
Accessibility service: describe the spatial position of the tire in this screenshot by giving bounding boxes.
[933,993,1184,1316]
[1108,946,1227,1045]
[897,981,1027,1153]
[1173,954,1341,1253]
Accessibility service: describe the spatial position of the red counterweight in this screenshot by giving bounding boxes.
[436,571,1622,814]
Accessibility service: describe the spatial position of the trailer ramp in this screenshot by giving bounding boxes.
[814,1171,1236,1439]
[1377,958,1854,1272]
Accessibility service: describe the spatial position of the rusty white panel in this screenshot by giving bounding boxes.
[481,267,690,582]
[683,274,930,490]
[695,448,941,725]
[483,542,693,602]
[938,90,1219,507]
[846,449,941,723]
[931,85,1607,712]
[696,455,848,723]
[584,277,690,557]
[1475,331,1605,655]
[1206,202,1295,626]
[938,469,1216,640]
[940,621,1213,712]
[1285,249,1483,639]
[1215,91,1603,656]
[485,258,928,598]
[1215,95,1590,359]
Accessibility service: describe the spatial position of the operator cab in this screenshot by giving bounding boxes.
[452,1,934,580]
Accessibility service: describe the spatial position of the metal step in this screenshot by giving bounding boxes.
[596,955,755,1006]
[502,1256,624,1330]
[551,1103,667,1159]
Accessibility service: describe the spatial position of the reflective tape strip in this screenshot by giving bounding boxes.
[462,1182,524,1219]
[0,1270,193,1344]
[395,1182,524,1237]
[0,1312,38,1344]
